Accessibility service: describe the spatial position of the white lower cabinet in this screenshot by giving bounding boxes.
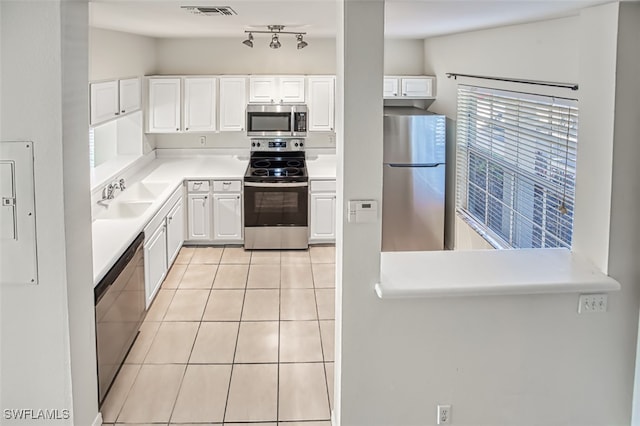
[144,187,184,308]
[165,199,185,265]
[187,192,211,241]
[144,220,167,308]
[309,180,337,243]
[213,193,242,241]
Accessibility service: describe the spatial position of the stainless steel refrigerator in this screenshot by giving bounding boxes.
[382,107,446,251]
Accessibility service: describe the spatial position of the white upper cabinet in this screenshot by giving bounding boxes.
[148,78,181,133]
[383,76,436,99]
[401,77,433,97]
[90,80,119,125]
[278,76,306,103]
[249,76,305,104]
[118,77,141,115]
[90,78,142,126]
[183,77,217,132]
[383,78,400,98]
[307,76,335,132]
[219,77,247,132]
[249,77,275,103]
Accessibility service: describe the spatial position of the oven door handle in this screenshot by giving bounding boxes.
[244,182,309,188]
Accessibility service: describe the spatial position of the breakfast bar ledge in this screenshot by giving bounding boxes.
[376,248,620,298]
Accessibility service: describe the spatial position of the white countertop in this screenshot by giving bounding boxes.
[92,155,247,285]
[306,154,337,180]
[376,248,621,298]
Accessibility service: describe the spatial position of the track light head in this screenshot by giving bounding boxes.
[296,34,308,49]
[242,32,253,48]
[270,34,281,49]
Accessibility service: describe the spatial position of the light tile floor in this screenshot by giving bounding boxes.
[102,245,335,426]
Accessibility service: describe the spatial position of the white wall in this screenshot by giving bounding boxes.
[455,216,494,250]
[384,38,424,75]
[156,36,335,75]
[89,27,156,81]
[335,1,385,424]
[1,2,97,426]
[334,4,638,425]
[609,4,640,424]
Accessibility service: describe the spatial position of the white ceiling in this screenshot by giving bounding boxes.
[90,0,614,39]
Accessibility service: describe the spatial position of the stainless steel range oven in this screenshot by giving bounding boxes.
[244,138,308,249]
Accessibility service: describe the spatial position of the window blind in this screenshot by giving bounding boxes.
[455,85,578,249]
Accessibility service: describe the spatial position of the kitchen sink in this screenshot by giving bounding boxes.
[118,182,169,201]
[96,201,153,220]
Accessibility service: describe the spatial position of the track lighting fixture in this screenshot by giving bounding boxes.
[242,32,254,48]
[296,34,308,49]
[242,25,308,50]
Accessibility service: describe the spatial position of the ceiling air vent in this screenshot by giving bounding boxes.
[181,6,237,16]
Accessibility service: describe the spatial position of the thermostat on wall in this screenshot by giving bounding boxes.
[348,200,378,223]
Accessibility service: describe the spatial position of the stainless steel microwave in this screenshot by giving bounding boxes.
[246,104,307,137]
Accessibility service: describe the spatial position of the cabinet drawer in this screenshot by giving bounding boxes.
[187,180,210,192]
[310,180,336,192]
[213,180,242,192]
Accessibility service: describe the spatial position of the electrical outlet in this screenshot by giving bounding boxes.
[437,404,451,424]
[578,293,608,314]
[199,136,206,145]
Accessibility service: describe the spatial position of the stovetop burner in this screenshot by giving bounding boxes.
[245,150,308,183]
[251,167,303,177]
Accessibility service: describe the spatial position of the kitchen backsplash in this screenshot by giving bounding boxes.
[153,131,336,150]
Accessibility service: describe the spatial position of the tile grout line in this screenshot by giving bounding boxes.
[110,362,144,424]
[166,249,214,424]
[311,253,333,418]
[222,245,251,424]
[276,251,283,423]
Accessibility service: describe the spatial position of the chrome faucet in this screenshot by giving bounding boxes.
[103,183,117,200]
[98,178,126,207]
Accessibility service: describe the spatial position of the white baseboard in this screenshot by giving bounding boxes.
[92,412,103,426]
[331,409,337,426]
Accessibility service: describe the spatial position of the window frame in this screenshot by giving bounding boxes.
[455,85,578,250]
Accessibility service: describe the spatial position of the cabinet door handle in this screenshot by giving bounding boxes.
[121,110,125,113]
[115,112,120,116]
[176,128,179,131]
[204,196,208,200]
[186,127,189,131]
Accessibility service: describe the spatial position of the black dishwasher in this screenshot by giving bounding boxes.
[94,232,146,405]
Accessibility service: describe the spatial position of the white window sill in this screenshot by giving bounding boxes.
[376,248,620,298]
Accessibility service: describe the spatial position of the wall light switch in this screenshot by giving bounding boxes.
[348,200,378,223]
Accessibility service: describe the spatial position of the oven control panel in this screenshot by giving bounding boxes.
[250,138,305,152]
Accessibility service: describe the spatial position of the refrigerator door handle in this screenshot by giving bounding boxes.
[387,163,443,168]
